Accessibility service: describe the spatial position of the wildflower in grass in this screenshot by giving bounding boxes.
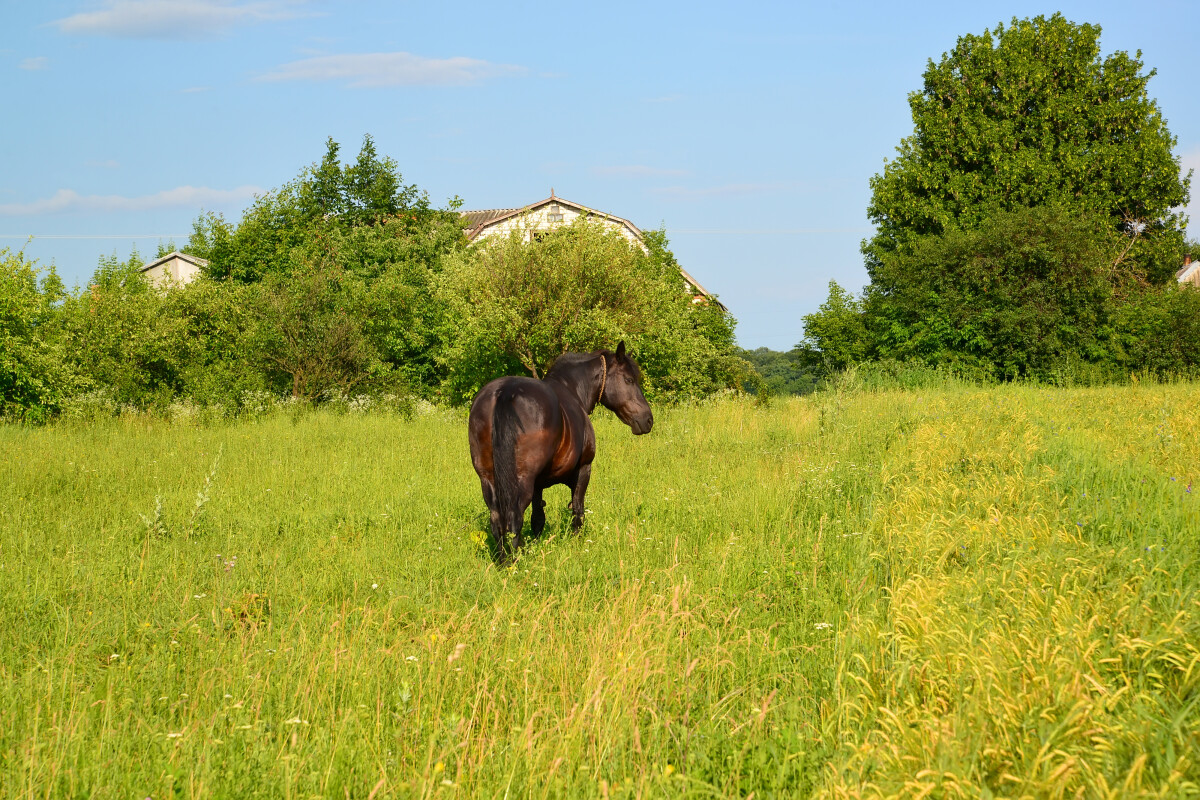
[434,762,445,774]
[815,622,831,630]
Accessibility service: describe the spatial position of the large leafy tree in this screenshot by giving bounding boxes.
[187,135,460,284]
[866,13,1190,286]
[186,136,466,393]
[436,220,747,403]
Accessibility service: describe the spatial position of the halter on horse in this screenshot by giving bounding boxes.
[467,342,653,561]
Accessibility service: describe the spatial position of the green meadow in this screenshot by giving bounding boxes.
[1,382,1198,799]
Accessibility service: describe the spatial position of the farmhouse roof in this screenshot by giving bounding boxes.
[1177,257,1199,286]
[462,194,644,243]
[460,194,725,311]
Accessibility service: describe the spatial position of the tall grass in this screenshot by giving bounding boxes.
[0,383,1196,798]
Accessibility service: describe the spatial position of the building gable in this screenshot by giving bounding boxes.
[139,251,208,288]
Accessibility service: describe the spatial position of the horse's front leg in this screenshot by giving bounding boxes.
[568,464,592,532]
[530,486,547,538]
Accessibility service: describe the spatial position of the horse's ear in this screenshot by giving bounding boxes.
[616,341,626,358]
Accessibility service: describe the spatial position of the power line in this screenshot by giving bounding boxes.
[0,234,190,239]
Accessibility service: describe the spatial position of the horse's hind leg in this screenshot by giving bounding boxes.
[530,487,547,538]
[568,464,592,532]
[480,478,511,562]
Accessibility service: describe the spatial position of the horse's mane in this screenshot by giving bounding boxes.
[546,350,641,383]
[545,352,601,379]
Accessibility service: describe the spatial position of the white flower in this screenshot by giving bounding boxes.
[815,622,832,630]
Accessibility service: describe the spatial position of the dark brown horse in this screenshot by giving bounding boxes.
[468,342,653,560]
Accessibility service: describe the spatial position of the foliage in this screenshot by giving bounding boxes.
[1106,283,1200,379]
[802,209,1200,383]
[9,137,743,418]
[739,347,815,396]
[794,281,871,378]
[187,135,460,284]
[58,251,193,408]
[0,249,74,422]
[57,250,267,411]
[253,249,384,401]
[865,13,1190,285]
[2,385,1197,796]
[436,219,747,403]
[801,17,1195,385]
[867,207,1121,380]
[185,136,466,393]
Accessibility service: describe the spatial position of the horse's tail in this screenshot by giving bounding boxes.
[492,387,524,534]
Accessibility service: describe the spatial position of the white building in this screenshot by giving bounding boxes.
[139,251,207,289]
[1177,256,1199,289]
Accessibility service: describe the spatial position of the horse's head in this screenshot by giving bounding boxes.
[601,341,653,435]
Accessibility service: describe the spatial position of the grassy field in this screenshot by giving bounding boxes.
[1,381,1198,799]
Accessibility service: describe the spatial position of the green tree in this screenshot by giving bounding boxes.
[865,207,1119,380]
[254,256,378,401]
[0,249,74,421]
[185,136,466,394]
[738,348,815,396]
[795,281,870,377]
[59,251,192,407]
[436,219,746,403]
[866,13,1190,286]
[187,135,457,284]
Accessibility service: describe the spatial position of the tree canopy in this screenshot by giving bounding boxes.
[436,219,747,403]
[798,15,1199,384]
[865,13,1190,285]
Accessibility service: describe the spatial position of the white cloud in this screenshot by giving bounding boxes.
[0,185,261,216]
[593,165,689,178]
[258,52,525,87]
[53,1,308,40]
[19,56,49,70]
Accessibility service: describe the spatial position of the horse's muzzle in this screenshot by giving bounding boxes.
[630,413,654,435]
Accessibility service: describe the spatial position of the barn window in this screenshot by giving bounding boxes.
[547,204,564,223]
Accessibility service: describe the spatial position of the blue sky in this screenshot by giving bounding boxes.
[3,1,1197,350]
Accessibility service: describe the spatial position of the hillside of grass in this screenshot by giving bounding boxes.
[1,382,1197,798]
